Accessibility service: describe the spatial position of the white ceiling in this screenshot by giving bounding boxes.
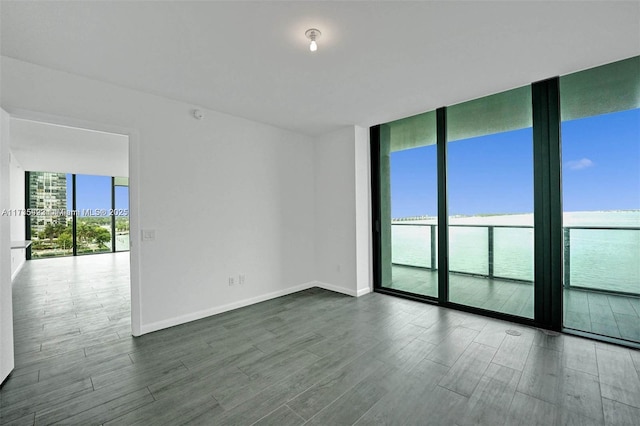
[10,119,128,177]
[1,1,639,136]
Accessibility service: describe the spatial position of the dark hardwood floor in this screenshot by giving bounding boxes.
[1,254,640,425]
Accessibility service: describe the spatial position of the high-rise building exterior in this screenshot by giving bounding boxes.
[28,172,68,235]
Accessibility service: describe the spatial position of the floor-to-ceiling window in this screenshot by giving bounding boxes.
[372,56,639,346]
[447,86,535,318]
[560,58,640,342]
[379,112,438,298]
[27,172,130,258]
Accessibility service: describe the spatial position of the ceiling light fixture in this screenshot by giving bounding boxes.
[305,28,321,52]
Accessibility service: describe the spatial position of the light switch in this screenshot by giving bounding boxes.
[141,229,156,241]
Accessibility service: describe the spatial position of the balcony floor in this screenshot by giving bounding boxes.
[388,265,640,343]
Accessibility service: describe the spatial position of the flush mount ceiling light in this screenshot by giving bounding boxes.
[305,28,321,52]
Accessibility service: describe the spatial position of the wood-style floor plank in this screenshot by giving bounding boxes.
[557,367,604,424]
[457,362,521,426]
[516,345,563,403]
[253,405,305,426]
[596,346,640,409]
[491,328,534,371]
[602,398,640,426]
[438,341,497,397]
[105,393,223,426]
[286,357,385,420]
[506,392,557,426]
[305,364,408,426]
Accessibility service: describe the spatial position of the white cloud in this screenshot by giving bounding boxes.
[566,158,594,171]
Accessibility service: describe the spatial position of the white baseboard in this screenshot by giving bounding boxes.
[314,281,358,297]
[139,281,316,335]
[314,281,372,298]
[138,281,372,336]
[356,287,371,297]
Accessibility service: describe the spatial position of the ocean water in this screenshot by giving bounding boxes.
[391,210,640,294]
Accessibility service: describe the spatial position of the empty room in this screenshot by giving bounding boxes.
[0,1,639,425]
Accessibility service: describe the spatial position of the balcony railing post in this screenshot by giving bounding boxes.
[563,227,570,288]
[430,224,437,270]
[488,226,494,279]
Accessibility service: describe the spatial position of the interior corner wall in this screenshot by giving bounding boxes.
[314,126,372,297]
[9,151,25,280]
[1,56,316,334]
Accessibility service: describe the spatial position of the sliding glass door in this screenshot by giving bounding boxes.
[447,87,535,318]
[375,86,536,318]
[379,112,438,297]
[560,57,640,342]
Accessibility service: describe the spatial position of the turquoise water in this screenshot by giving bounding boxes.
[391,211,640,294]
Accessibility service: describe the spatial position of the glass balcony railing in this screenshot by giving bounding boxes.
[563,226,640,295]
[391,223,640,296]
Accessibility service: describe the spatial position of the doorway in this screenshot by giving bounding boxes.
[8,118,135,341]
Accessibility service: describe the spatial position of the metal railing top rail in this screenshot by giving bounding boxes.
[392,223,532,229]
[562,226,640,231]
[391,223,640,231]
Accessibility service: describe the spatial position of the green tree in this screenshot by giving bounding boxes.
[94,227,111,247]
[116,218,129,232]
[58,232,73,250]
[77,222,90,243]
[42,223,56,242]
[53,223,66,237]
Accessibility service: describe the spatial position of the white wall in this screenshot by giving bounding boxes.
[0,108,15,384]
[9,151,25,279]
[314,126,372,297]
[314,127,357,294]
[1,56,317,334]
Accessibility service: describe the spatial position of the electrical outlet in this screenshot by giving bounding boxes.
[228,276,235,286]
[239,274,245,285]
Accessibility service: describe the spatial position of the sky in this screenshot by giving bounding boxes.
[65,174,129,216]
[390,108,640,218]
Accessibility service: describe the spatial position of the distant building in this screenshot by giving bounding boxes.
[29,172,68,235]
